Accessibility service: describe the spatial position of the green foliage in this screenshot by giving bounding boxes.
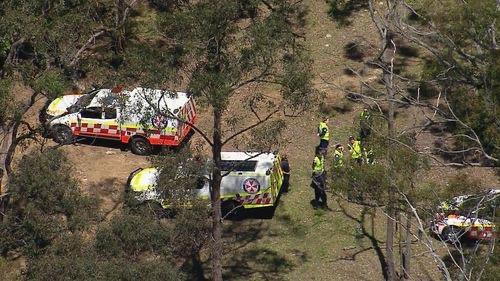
[26,232,184,281]
[170,203,211,257]
[330,133,429,207]
[0,78,12,125]
[411,0,500,162]
[149,147,208,207]
[326,0,367,26]
[0,149,98,256]
[480,244,500,281]
[31,70,69,99]
[447,86,499,161]
[157,0,314,113]
[95,213,171,258]
[445,173,482,198]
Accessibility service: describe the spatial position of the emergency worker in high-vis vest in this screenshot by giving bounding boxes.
[359,108,372,140]
[348,136,363,165]
[333,144,345,168]
[311,146,328,208]
[317,117,330,150]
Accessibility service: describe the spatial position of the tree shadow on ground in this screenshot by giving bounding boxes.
[344,42,366,62]
[336,200,389,280]
[221,221,301,280]
[327,0,368,27]
[223,248,294,280]
[85,177,123,220]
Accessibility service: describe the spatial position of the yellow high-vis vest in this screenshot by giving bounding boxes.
[333,149,344,167]
[350,140,362,159]
[313,156,325,173]
[318,122,330,141]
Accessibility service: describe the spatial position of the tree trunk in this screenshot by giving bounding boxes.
[382,28,397,281]
[210,109,223,281]
[402,208,411,279]
[0,124,18,189]
[114,0,126,53]
[0,125,15,222]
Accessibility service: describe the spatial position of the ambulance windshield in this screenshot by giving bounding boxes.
[68,90,100,113]
[220,160,257,172]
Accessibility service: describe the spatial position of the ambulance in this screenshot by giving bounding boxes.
[127,152,284,212]
[43,87,196,155]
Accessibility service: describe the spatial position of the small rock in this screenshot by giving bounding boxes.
[326,34,332,38]
[325,44,330,47]
[105,151,116,155]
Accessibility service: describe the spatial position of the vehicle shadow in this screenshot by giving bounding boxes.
[226,189,288,221]
[73,137,128,151]
[59,128,196,155]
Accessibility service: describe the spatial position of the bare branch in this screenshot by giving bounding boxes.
[221,109,279,146]
[69,30,106,67]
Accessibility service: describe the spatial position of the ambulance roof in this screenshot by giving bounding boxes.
[220,152,276,173]
[88,87,190,112]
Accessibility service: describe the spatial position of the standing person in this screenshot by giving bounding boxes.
[317,117,330,151]
[332,144,344,168]
[348,136,363,165]
[364,147,375,165]
[311,146,328,208]
[280,154,291,193]
[359,108,372,141]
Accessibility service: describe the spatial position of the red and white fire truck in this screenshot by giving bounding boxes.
[43,87,196,155]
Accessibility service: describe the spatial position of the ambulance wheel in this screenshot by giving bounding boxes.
[130,137,152,155]
[442,226,463,244]
[221,200,240,218]
[52,125,74,144]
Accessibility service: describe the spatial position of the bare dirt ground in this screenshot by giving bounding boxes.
[3,1,499,280]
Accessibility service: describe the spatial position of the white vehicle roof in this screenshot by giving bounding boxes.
[47,87,190,117]
[88,87,190,113]
[220,152,276,173]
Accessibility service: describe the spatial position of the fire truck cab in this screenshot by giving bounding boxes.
[44,87,196,155]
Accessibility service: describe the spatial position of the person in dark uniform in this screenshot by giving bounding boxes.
[311,146,328,209]
[359,108,372,141]
[317,117,330,151]
[280,154,291,193]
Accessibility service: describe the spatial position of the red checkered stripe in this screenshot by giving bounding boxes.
[70,123,176,140]
[70,123,119,135]
[180,98,196,124]
[122,127,175,140]
[241,192,273,205]
[186,98,196,122]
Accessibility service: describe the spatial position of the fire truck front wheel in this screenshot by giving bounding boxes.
[130,137,153,155]
[52,125,74,144]
[442,226,463,244]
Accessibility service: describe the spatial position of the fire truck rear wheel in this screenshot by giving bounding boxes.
[52,125,74,144]
[130,137,152,155]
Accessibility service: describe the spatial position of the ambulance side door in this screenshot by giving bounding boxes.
[99,107,121,139]
[272,156,284,196]
[77,107,102,137]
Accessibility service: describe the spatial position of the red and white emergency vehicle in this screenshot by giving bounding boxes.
[44,87,196,155]
[430,189,498,244]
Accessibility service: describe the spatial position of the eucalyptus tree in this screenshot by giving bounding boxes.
[151,1,316,279]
